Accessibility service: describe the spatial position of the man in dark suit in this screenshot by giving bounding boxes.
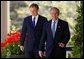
[20,3,47,58]
[39,7,70,58]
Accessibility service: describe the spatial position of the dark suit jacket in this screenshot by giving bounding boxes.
[20,15,47,53]
[39,19,70,58]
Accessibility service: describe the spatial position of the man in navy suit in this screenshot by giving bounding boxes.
[39,7,70,58]
[20,3,47,58]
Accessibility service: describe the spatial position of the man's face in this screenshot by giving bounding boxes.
[29,7,38,16]
[50,9,59,19]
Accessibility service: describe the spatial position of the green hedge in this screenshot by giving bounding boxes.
[72,1,83,58]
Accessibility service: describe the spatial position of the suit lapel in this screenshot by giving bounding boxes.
[34,15,41,29]
[29,16,34,29]
[54,19,61,37]
[50,19,61,39]
[49,20,53,39]
[29,15,41,30]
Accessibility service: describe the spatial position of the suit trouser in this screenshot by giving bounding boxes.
[48,47,66,58]
[25,51,40,58]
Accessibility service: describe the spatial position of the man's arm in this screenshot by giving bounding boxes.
[39,24,47,51]
[62,22,70,45]
[20,18,27,46]
[39,23,47,58]
[58,22,70,48]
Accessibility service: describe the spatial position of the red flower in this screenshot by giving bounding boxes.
[6,36,13,43]
[1,31,21,47]
[13,35,18,42]
[12,32,20,42]
[1,40,7,47]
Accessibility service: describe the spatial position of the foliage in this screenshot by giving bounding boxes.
[1,25,23,58]
[71,1,83,58]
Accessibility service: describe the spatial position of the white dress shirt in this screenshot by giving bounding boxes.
[32,15,39,26]
[51,19,58,32]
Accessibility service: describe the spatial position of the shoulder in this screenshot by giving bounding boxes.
[59,19,68,25]
[44,20,51,26]
[39,15,47,19]
[39,15,48,24]
[48,20,52,22]
[39,15,47,20]
[24,15,31,20]
[23,15,31,22]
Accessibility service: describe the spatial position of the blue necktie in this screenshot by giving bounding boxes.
[32,17,35,28]
[52,21,56,38]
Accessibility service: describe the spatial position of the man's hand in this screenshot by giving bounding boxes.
[58,42,65,48]
[20,46,24,51]
[39,51,45,58]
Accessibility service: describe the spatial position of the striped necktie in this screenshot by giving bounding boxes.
[52,21,56,38]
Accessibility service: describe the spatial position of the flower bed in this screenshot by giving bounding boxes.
[1,25,23,58]
[1,32,23,58]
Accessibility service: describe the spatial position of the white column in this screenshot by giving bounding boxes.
[1,1,11,42]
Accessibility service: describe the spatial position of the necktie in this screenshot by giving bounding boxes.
[32,17,35,28]
[52,21,56,38]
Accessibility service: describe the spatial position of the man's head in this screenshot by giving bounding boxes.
[50,7,60,20]
[29,3,39,16]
